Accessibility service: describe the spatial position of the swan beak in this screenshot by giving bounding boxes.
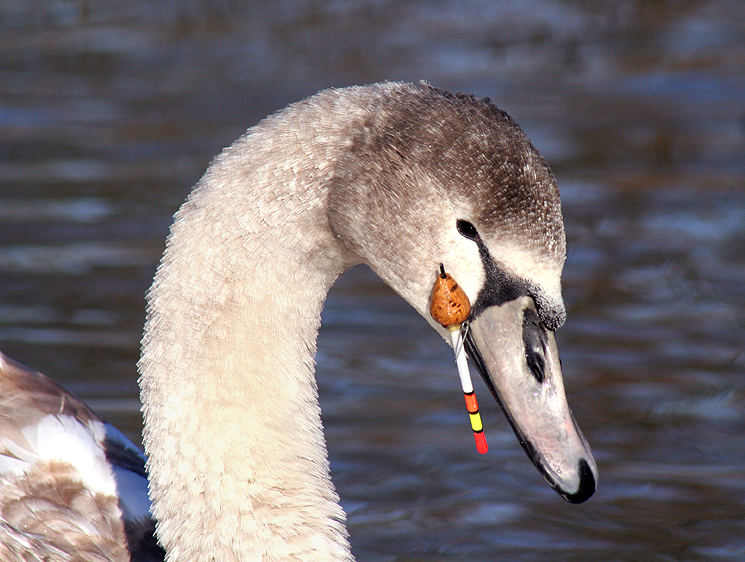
[464,296,598,503]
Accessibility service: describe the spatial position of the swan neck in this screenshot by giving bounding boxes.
[139,101,357,559]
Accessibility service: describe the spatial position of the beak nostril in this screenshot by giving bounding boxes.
[522,308,547,383]
[525,344,545,383]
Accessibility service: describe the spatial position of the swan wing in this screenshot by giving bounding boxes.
[0,351,162,561]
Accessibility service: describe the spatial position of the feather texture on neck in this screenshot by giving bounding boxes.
[137,85,389,560]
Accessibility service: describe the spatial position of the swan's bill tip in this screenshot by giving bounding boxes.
[561,458,597,504]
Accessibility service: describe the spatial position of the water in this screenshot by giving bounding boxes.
[1,1,743,559]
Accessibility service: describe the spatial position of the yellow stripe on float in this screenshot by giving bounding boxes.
[468,412,483,432]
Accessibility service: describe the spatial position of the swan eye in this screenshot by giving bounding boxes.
[456,219,479,240]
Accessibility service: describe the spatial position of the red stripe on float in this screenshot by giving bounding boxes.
[463,392,479,413]
[474,431,488,454]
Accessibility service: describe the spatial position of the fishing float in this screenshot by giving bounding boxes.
[429,263,488,454]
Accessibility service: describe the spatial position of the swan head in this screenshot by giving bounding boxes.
[329,83,597,503]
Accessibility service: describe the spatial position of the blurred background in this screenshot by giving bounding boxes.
[0,1,743,559]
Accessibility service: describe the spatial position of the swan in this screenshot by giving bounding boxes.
[0,81,597,560]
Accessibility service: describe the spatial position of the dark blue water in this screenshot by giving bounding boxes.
[1,2,743,559]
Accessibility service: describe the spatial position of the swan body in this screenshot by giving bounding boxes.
[0,81,597,560]
[0,351,162,560]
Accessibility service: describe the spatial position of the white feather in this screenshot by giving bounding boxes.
[17,414,117,498]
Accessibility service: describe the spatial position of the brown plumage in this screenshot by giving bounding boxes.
[0,461,130,561]
[0,352,163,561]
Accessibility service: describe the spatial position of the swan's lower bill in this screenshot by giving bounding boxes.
[464,296,598,503]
